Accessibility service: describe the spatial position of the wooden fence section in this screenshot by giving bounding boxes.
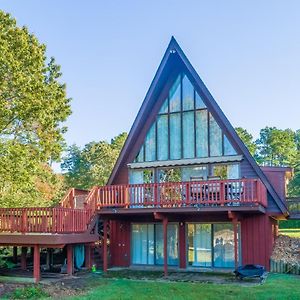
[0,207,93,234]
[96,178,267,209]
[270,259,300,275]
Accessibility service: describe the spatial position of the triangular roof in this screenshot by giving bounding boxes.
[108,37,287,214]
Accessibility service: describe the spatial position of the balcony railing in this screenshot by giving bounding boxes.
[95,178,267,209]
[0,207,93,234]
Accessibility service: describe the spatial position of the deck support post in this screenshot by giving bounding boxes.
[67,244,73,276]
[233,218,238,270]
[163,217,168,277]
[85,244,92,269]
[103,220,108,272]
[13,246,18,263]
[33,245,40,283]
[21,247,27,270]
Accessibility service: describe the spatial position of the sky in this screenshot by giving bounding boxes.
[1,0,300,149]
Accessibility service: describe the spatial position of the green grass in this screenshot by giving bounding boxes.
[69,273,300,300]
[279,228,300,238]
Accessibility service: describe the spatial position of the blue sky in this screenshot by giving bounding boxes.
[2,0,300,149]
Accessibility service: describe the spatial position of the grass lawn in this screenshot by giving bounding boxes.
[279,228,300,238]
[69,273,300,300]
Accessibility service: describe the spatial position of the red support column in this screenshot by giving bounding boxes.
[67,244,73,276]
[33,245,40,283]
[163,217,168,277]
[85,244,92,269]
[103,220,108,272]
[179,222,186,269]
[233,219,238,270]
[13,247,18,264]
[21,247,27,271]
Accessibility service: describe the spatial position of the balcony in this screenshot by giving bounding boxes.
[93,178,267,211]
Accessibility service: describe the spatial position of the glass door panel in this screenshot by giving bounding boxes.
[155,224,178,265]
[188,224,212,267]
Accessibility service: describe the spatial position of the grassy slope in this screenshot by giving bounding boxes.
[70,274,300,300]
[279,228,300,238]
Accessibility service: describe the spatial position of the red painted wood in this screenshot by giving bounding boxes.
[33,245,40,283]
[103,220,108,272]
[85,245,92,269]
[179,222,186,269]
[233,219,238,269]
[67,244,73,275]
[163,217,168,277]
[96,178,266,209]
[241,215,276,271]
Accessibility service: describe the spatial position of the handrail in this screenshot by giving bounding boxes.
[95,178,267,209]
[59,188,75,208]
[84,186,99,212]
[0,207,93,234]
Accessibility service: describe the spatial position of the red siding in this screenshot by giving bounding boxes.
[241,215,277,270]
[261,167,286,200]
[179,222,186,269]
[110,220,131,267]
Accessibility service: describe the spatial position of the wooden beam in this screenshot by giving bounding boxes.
[163,217,168,277]
[103,220,108,272]
[21,247,27,271]
[85,244,92,269]
[67,244,73,276]
[33,245,40,283]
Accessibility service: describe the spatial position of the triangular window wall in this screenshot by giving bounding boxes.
[134,73,237,163]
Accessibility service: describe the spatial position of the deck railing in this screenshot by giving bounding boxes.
[96,178,267,209]
[0,207,93,234]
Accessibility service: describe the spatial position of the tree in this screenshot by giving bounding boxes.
[256,127,297,167]
[0,11,71,207]
[61,133,127,190]
[235,127,257,156]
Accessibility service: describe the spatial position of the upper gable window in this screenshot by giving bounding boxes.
[133,73,237,163]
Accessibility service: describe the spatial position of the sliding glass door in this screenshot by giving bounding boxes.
[131,223,178,266]
[188,223,239,268]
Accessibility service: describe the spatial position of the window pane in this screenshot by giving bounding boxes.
[227,164,239,179]
[158,168,181,183]
[145,123,156,161]
[196,110,208,157]
[212,165,227,179]
[182,75,194,111]
[213,224,236,268]
[195,92,206,109]
[169,75,181,112]
[188,224,212,267]
[181,166,208,181]
[135,145,144,162]
[157,115,168,160]
[170,113,181,159]
[224,135,237,156]
[129,170,144,184]
[209,113,222,156]
[159,98,168,114]
[183,111,195,158]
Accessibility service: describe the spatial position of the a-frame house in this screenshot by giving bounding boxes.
[97,37,291,273]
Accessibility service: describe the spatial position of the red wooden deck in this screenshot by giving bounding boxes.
[95,178,268,209]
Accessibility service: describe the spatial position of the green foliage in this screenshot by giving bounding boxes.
[255,127,297,167]
[0,11,70,207]
[8,285,48,299]
[235,127,257,156]
[61,133,127,189]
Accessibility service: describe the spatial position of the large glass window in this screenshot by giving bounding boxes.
[131,224,178,266]
[131,224,154,264]
[181,166,208,182]
[209,113,222,157]
[145,123,156,161]
[212,164,240,180]
[170,113,181,159]
[182,75,194,111]
[188,223,240,268]
[169,76,181,113]
[183,111,195,158]
[158,168,181,183]
[133,73,239,163]
[157,115,168,160]
[196,110,208,157]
